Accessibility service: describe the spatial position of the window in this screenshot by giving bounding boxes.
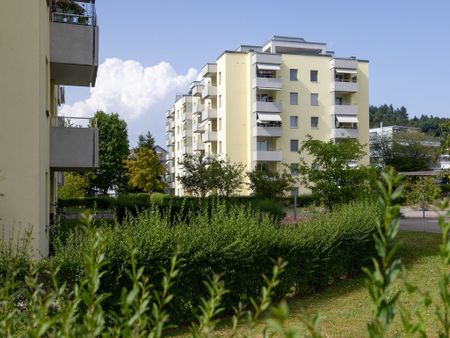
[218,118,222,131]
[290,116,298,128]
[310,70,318,82]
[290,69,298,81]
[290,163,299,176]
[335,96,343,105]
[290,92,298,105]
[311,93,319,106]
[311,116,319,128]
[219,141,222,154]
[290,139,299,152]
[218,72,222,85]
[218,95,222,108]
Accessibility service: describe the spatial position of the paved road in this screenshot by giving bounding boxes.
[400,208,449,233]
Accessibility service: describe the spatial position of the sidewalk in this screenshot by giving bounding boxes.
[400,207,450,233]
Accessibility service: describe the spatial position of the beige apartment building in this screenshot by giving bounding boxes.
[166,36,369,196]
[0,0,99,257]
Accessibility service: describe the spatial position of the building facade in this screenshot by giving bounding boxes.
[0,0,99,257]
[166,36,369,196]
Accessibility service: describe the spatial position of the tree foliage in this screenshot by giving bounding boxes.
[137,131,155,151]
[89,111,129,194]
[58,173,90,199]
[369,104,408,128]
[124,148,166,193]
[178,154,244,197]
[387,130,440,171]
[247,168,293,199]
[298,136,375,209]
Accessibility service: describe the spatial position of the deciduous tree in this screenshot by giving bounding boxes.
[247,168,293,199]
[298,136,374,209]
[88,111,129,194]
[124,148,166,193]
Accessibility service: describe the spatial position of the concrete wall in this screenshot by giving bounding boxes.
[0,0,53,257]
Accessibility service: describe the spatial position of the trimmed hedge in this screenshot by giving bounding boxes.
[52,200,380,323]
[58,194,287,221]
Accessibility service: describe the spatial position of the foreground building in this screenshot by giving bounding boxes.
[0,0,99,256]
[166,36,369,196]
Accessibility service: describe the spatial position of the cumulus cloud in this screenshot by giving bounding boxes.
[60,58,197,120]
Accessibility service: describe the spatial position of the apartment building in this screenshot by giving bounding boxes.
[166,36,369,196]
[0,0,99,257]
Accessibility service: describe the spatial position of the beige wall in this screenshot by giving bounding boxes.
[0,0,53,257]
[167,46,370,197]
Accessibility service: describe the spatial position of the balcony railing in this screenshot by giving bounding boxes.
[331,104,359,115]
[201,108,217,121]
[50,1,99,87]
[202,132,217,143]
[253,77,282,90]
[51,1,97,26]
[331,128,359,139]
[50,116,98,171]
[253,126,282,138]
[253,150,283,162]
[253,101,282,113]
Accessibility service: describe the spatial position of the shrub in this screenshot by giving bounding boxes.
[149,192,173,206]
[52,200,379,323]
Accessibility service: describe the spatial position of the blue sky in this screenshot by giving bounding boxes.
[63,0,450,146]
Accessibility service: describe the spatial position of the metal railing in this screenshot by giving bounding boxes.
[51,116,96,128]
[334,78,357,83]
[51,1,97,26]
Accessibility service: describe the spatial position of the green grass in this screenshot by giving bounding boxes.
[172,231,442,337]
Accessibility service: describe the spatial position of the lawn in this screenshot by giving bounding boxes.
[172,231,443,337]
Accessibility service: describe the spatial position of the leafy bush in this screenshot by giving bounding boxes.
[52,200,379,323]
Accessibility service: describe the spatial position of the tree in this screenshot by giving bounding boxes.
[216,157,245,197]
[124,148,166,193]
[386,130,440,171]
[297,136,374,209]
[137,131,155,151]
[247,167,293,199]
[88,111,129,194]
[178,154,244,197]
[58,173,89,199]
[369,104,408,128]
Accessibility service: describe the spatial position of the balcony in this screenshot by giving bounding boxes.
[202,132,217,143]
[193,120,206,133]
[193,103,204,114]
[253,150,283,162]
[50,116,98,171]
[330,80,358,93]
[251,53,282,65]
[181,146,192,155]
[200,63,217,77]
[202,108,217,121]
[181,129,192,139]
[193,141,205,151]
[253,77,282,90]
[332,128,359,139]
[50,1,99,87]
[330,58,358,70]
[170,120,175,129]
[253,101,282,113]
[253,126,282,138]
[181,111,192,121]
[331,105,359,115]
[191,82,204,96]
[201,85,217,99]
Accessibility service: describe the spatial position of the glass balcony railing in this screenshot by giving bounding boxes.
[51,0,96,26]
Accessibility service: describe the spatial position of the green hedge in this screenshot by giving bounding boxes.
[52,200,379,323]
[58,194,286,221]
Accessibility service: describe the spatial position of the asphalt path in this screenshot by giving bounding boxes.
[400,208,449,233]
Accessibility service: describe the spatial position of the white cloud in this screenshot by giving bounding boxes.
[60,58,197,120]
